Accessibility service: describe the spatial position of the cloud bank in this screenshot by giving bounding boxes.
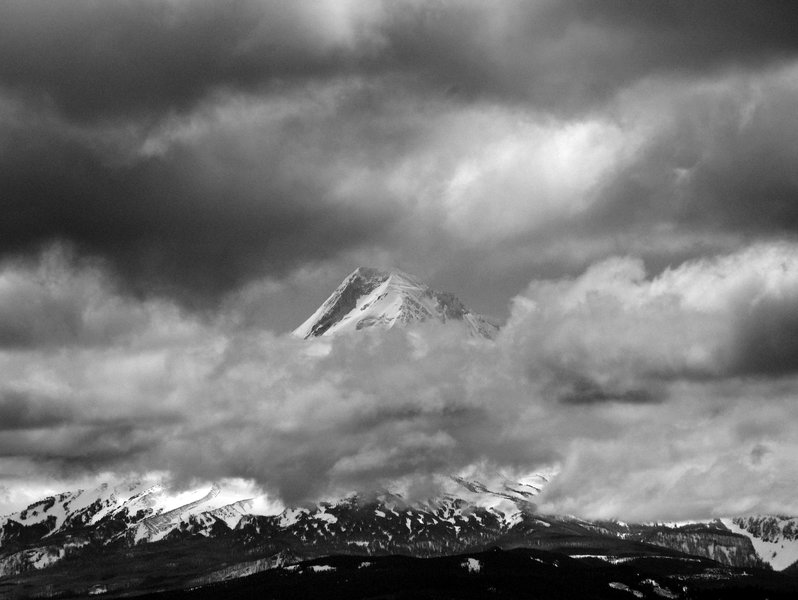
[2,1,798,328]
[3,1,798,522]
[3,242,798,520]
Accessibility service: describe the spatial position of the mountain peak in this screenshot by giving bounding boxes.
[348,266,422,286]
[292,267,498,339]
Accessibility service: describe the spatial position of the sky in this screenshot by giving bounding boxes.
[2,0,798,520]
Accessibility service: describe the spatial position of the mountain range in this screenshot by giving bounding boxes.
[2,474,797,598]
[2,268,797,599]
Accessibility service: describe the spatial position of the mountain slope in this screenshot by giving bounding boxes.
[722,516,798,571]
[0,481,254,577]
[1,503,780,600]
[0,472,774,597]
[293,267,499,339]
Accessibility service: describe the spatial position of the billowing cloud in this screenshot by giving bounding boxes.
[507,242,798,518]
[4,2,798,522]
[0,0,388,122]
[1,1,798,328]
[3,1,798,121]
[3,243,798,520]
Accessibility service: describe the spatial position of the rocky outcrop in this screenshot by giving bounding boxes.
[632,526,765,568]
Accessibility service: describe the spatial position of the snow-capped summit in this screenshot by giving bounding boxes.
[292,267,499,339]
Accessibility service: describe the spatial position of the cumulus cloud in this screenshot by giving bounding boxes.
[1,0,798,330]
[508,242,798,385]
[4,1,798,522]
[507,242,798,518]
[3,243,798,520]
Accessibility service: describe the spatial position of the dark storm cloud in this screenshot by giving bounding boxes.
[4,1,798,122]
[0,118,397,305]
[5,1,798,522]
[0,391,73,431]
[0,0,399,307]
[731,296,798,377]
[556,375,660,406]
[0,422,159,467]
[581,74,798,242]
[0,250,155,349]
[680,98,798,235]
[2,0,798,311]
[377,0,798,114]
[0,278,84,349]
[0,0,376,123]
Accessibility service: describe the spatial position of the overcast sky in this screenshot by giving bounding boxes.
[3,0,798,520]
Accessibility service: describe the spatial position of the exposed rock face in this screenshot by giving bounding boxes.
[234,494,513,559]
[725,515,798,570]
[301,268,387,337]
[734,515,798,544]
[532,518,766,569]
[631,526,765,568]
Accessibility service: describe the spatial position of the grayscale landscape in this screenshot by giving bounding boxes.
[2,1,798,598]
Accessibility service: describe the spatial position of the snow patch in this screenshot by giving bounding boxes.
[279,508,308,528]
[722,516,798,571]
[641,578,678,599]
[314,511,338,524]
[462,558,481,573]
[309,565,336,573]
[608,582,644,598]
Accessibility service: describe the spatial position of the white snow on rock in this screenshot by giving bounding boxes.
[278,507,309,528]
[88,585,108,596]
[722,516,798,571]
[609,582,644,598]
[0,480,167,543]
[462,558,481,573]
[314,511,338,524]
[640,578,679,599]
[207,499,256,530]
[308,564,336,573]
[292,267,498,340]
[134,485,223,542]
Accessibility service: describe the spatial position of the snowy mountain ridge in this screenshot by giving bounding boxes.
[4,473,798,595]
[0,473,552,578]
[293,267,499,339]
